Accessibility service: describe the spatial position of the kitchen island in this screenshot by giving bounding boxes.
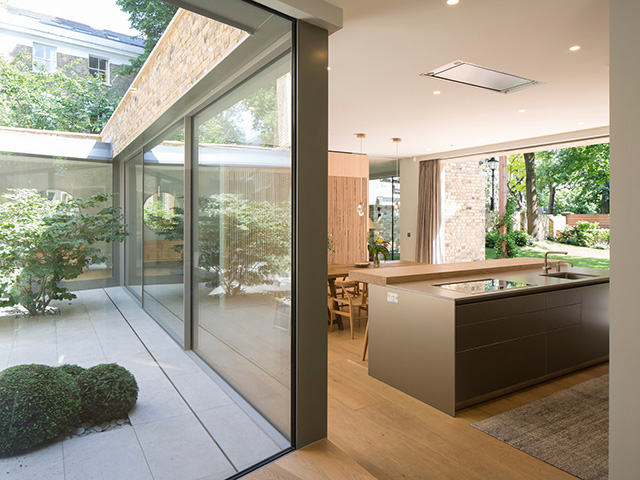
[348,258,609,416]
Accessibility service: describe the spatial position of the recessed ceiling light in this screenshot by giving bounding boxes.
[433,90,441,95]
[519,109,526,113]
[327,66,332,71]
[569,45,581,52]
[447,0,459,5]
[578,122,585,125]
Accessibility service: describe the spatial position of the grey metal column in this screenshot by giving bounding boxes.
[183,116,193,350]
[295,20,328,448]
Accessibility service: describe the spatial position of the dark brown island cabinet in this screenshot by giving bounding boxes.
[367,272,609,416]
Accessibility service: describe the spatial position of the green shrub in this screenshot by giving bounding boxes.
[0,364,81,457]
[558,222,609,248]
[77,364,138,423]
[0,189,128,316]
[56,364,86,378]
[485,231,500,248]
[511,230,532,247]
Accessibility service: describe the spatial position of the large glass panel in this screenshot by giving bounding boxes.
[0,153,114,283]
[369,176,400,259]
[143,123,185,343]
[125,153,143,299]
[193,54,292,437]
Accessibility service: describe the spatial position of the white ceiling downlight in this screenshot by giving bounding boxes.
[421,60,541,94]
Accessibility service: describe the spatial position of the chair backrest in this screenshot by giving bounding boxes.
[336,280,367,304]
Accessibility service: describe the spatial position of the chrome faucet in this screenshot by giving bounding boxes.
[557,260,574,272]
[543,251,568,273]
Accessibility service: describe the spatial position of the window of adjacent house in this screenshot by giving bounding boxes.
[32,44,56,73]
[89,56,109,83]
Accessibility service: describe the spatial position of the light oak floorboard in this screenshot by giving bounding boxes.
[249,324,608,480]
[327,323,608,480]
[245,440,376,480]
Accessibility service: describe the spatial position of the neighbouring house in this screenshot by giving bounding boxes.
[0,1,143,96]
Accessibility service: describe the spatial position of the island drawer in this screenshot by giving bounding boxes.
[456,293,545,326]
[546,288,582,308]
[456,333,546,402]
[456,311,545,352]
[546,304,581,330]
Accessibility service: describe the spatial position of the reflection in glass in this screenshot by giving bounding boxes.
[193,55,292,438]
[143,123,185,343]
[125,154,143,299]
[0,153,114,283]
[369,176,400,259]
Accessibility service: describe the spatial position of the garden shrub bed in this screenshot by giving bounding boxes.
[0,363,138,457]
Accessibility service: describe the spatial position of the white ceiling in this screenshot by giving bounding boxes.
[326,0,609,164]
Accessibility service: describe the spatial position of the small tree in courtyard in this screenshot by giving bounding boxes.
[0,190,128,315]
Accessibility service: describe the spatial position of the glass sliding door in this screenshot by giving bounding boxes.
[369,176,401,259]
[125,153,143,299]
[142,122,186,344]
[193,54,293,438]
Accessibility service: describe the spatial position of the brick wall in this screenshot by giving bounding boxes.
[443,159,485,263]
[101,9,248,157]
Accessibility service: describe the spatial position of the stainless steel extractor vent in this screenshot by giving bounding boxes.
[420,61,541,94]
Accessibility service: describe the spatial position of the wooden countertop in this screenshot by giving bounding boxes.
[347,258,556,286]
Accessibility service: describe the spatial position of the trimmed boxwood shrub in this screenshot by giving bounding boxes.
[77,364,138,423]
[57,364,86,378]
[0,364,81,457]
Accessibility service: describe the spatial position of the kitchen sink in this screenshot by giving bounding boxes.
[540,272,598,280]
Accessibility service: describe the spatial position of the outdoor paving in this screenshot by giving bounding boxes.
[0,287,283,480]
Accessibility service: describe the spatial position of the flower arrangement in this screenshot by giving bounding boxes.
[367,231,390,266]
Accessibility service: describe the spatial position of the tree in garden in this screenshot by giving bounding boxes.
[198,108,246,145]
[0,190,128,315]
[0,57,122,134]
[524,152,542,240]
[198,194,290,296]
[115,0,178,74]
[243,83,277,147]
[536,144,610,215]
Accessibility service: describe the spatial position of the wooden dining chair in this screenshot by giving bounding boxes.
[329,280,368,339]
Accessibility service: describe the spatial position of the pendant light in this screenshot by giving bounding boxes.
[355,133,367,216]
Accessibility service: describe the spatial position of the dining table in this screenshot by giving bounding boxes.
[327,260,422,330]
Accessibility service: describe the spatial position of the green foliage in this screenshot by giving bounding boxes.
[499,144,610,216]
[143,200,184,241]
[494,198,519,258]
[511,230,532,247]
[242,83,277,147]
[198,194,291,296]
[77,364,138,423]
[0,364,81,457]
[0,189,128,315]
[485,230,500,249]
[57,364,87,378]
[0,57,122,134]
[115,0,178,75]
[198,108,246,145]
[557,221,610,248]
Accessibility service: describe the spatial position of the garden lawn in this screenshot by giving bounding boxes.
[485,241,609,269]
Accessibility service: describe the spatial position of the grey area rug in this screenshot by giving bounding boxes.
[472,374,609,480]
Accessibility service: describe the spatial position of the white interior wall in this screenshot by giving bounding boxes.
[609,1,640,478]
[399,156,419,261]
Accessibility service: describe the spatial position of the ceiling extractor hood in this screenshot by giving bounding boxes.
[420,61,541,94]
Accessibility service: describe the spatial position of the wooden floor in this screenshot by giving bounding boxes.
[249,322,609,479]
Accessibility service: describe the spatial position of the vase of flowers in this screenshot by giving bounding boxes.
[368,231,390,267]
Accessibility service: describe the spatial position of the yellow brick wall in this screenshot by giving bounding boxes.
[443,159,486,262]
[101,9,248,157]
